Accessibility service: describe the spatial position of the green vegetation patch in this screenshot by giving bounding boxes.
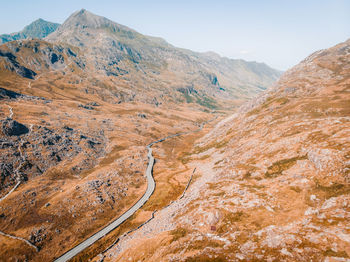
[246,96,290,116]
[184,92,194,103]
[199,154,210,160]
[187,239,224,251]
[214,159,224,166]
[246,107,261,117]
[194,93,218,110]
[289,186,302,193]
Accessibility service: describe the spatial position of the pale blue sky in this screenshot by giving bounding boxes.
[1,0,349,70]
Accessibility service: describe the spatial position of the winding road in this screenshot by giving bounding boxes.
[54,117,217,262]
[54,134,182,262]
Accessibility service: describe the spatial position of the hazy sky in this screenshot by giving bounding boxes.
[1,0,349,70]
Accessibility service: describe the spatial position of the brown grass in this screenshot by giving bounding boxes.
[170,227,188,242]
[217,211,246,234]
[314,181,350,199]
[185,255,227,262]
[265,155,307,178]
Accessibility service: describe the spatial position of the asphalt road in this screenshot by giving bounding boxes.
[54,145,156,262]
[54,118,215,262]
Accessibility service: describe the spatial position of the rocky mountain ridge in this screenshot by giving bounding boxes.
[45,9,281,107]
[0,9,282,110]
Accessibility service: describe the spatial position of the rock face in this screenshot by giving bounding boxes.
[101,39,350,261]
[1,119,29,136]
[0,88,23,99]
[0,19,60,44]
[0,49,37,79]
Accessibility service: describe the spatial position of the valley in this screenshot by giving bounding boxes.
[0,7,348,262]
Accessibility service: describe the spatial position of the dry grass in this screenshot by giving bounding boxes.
[216,211,245,234]
[170,227,188,242]
[265,155,307,178]
[192,139,229,155]
[323,249,349,258]
[290,186,302,193]
[314,181,350,199]
[185,255,227,262]
[70,114,218,261]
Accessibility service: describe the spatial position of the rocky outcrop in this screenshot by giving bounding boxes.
[1,119,29,136]
[0,87,48,101]
[0,50,37,79]
[0,40,86,79]
[0,121,106,191]
[0,88,23,100]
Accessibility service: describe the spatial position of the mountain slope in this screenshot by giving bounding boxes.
[0,9,281,111]
[45,9,281,107]
[0,19,60,44]
[100,39,350,261]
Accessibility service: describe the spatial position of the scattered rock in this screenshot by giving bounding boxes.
[137,113,147,119]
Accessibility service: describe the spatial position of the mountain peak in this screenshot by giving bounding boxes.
[24,18,55,28]
[0,18,59,44]
[73,8,92,18]
[46,9,137,44]
[61,8,116,29]
[21,18,60,39]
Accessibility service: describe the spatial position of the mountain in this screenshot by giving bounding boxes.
[0,9,282,110]
[0,19,60,44]
[0,9,283,261]
[98,39,350,261]
[45,9,281,107]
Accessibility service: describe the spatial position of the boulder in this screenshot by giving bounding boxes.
[1,119,29,136]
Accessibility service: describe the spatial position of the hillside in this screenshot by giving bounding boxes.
[99,39,350,261]
[0,19,60,44]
